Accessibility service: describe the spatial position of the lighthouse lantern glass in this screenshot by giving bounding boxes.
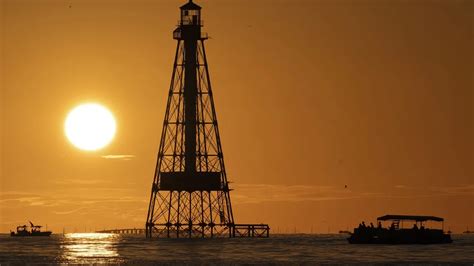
[181,9,200,25]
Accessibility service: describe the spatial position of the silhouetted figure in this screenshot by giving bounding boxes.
[413,224,419,230]
[390,222,395,230]
[377,221,382,229]
[362,222,366,228]
[370,222,374,228]
[420,225,425,231]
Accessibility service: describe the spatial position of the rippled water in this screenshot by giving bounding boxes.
[0,233,473,264]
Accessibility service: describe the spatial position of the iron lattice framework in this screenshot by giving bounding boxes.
[146,1,235,238]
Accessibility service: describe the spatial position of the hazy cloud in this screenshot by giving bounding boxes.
[51,179,110,185]
[0,191,146,210]
[53,207,87,215]
[101,155,135,160]
[232,184,358,204]
[429,184,474,195]
[394,185,408,189]
[231,183,474,205]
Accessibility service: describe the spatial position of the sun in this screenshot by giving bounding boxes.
[65,103,116,151]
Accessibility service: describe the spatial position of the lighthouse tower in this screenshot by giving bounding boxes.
[146,0,269,238]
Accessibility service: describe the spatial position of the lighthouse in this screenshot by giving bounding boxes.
[146,0,269,238]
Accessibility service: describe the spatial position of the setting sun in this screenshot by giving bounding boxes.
[65,103,116,151]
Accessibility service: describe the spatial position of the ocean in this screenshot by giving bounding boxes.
[0,233,473,264]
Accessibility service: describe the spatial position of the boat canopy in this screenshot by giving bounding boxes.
[377,215,444,222]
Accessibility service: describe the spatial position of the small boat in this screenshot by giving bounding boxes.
[10,221,52,237]
[463,227,473,234]
[348,214,452,244]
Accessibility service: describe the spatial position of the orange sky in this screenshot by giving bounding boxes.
[0,0,473,233]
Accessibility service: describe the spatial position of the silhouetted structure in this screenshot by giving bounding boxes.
[97,228,145,235]
[463,227,473,234]
[145,0,269,238]
[348,215,452,244]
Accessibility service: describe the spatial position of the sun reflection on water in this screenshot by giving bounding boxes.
[61,233,123,263]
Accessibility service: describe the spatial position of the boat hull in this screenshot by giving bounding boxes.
[11,231,52,237]
[348,228,452,244]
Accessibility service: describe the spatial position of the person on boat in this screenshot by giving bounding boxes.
[361,222,366,228]
[413,224,419,230]
[370,222,374,228]
[390,222,395,230]
[377,221,382,229]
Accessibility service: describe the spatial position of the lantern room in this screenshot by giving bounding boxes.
[180,0,202,26]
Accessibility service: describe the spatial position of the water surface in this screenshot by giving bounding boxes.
[0,233,472,264]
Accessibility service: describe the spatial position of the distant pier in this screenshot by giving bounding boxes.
[96,224,270,237]
[96,228,145,235]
